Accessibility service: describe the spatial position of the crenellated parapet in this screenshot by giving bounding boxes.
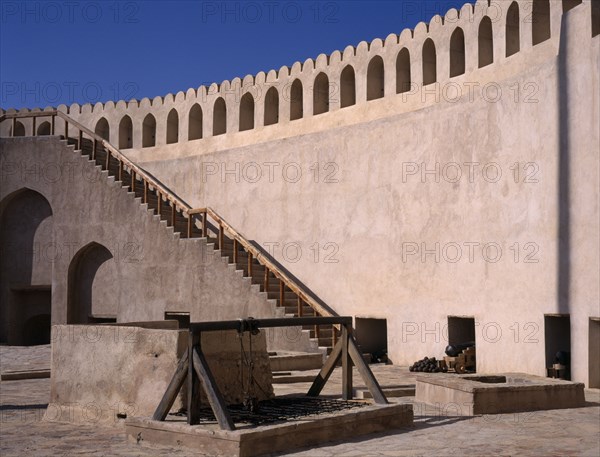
[2,0,598,151]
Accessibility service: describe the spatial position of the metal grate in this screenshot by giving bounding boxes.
[170,397,367,426]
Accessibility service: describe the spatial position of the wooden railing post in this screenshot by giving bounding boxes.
[202,211,207,238]
[247,251,253,277]
[32,117,37,136]
[187,213,192,238]
[341,324,352,400]
[279,281,285,307]
[171,204,176,227]
[64,120,68,139]
[264,268,269,292]
[118,160,123,182]
[92,139,97,160]
[12,117,16,137]
[314,307,321,341]
[143,180,148,204]
[233,239,238,264]
[218,224,224,250]
[297,296,303,317]
[105,150,111,171]
[332,325,338,349]
[78,129,83,150]
[131,170,136,192]
[50,115,55,135]
[157,192,162,217]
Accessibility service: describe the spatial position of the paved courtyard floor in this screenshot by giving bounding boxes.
[1,345,599,456]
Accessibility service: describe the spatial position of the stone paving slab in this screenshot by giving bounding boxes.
[1,347,599,457]
[0,345,51,373]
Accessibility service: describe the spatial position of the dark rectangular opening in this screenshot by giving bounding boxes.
[447,316,475,346]
[544,315,571,380]
[354,318,387,364]
[165,312,190,329]
[590,318,600,388]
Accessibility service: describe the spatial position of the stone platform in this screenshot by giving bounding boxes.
[415,372,586,415]
[125,398,413,457]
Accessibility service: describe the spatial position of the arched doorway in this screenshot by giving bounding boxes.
[0,189,53,345]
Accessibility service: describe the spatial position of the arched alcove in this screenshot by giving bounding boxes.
[506,2,520,57]
[264,87,279,126]
[479,16,494,68]
[95,117,110,140]
[313,72,329,115]
[340,65,356,108]
[37,121,51,136]
[67,242,116,324]
[166,109,179,144]
[213,97,227,135]
[0,188,53,345]
[118,115,133,149]
[239,93,255,131]
[290,79,303,120]
[11,121,25,137]
[450,27,466,77]
[367,56,385,100]
[142,113,156,147]
[188,104,203,140]
[532,0,551,46]
[423,39,437,86]
[396,48,411,94]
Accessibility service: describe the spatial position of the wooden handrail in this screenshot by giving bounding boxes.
[1,111,336,322]
[203,207,337,319]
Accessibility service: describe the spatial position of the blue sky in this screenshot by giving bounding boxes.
[1,0,469,108]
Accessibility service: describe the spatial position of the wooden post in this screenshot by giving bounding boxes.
[187,214,192,238]
[105,150,110,171]
[157,192,162,217]
[332,325,338,349]
[131,170,136,192]
[307,339,343,397]
[78,129,83,150]
[218,224,224,250]
[92,139,97,160]
[118,160,123,182]
[233,239,238,264]
[50,115,55,135]
[314,307,320,340]
[187,331,201,425]
[341,324,352,400]
[171,204,176,227]
[11,117,16,136]
[143,181,148,204]
[64,120,68,139]
[32,117,37,136]
[264,268,269,293]
[297,296,303,317]
[347,336,388,404]
[247,251,253,277]
[279,280,285,307]
[202,211,207,238]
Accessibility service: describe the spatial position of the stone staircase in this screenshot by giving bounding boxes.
[64,133,338,354]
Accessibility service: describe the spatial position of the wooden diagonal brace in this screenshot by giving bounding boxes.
[306,338,343,397]
[152,347,189,421]
[347,336,388,404]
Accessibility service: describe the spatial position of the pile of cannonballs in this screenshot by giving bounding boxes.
[409,356,447,373]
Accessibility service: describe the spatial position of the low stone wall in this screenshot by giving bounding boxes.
[45,324,273,424]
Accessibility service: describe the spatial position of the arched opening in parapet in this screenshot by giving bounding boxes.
[213,98,227,136]
[239,93,255,131]
[532,0,551,46]
[67,242,116,324]
[506,2,520,57]
[478,17,494,68]
[37,121,51,136]
[563,0,581,12]
[142,113,156,147]
[422,39,437,86]
[313,72,329,115]
[450,27,466,77]
[118,115,133,149]
[166,109,179,144]
[593,0,600,37]
[10,121,25,137]
[0,188,53,345]
[367,56,385,101]
[264,87,279,126]
[95,117,110,141]
[290,79,303,120]
[340,65,356,108]
[396,48,411,94]
[188,104,203,140]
